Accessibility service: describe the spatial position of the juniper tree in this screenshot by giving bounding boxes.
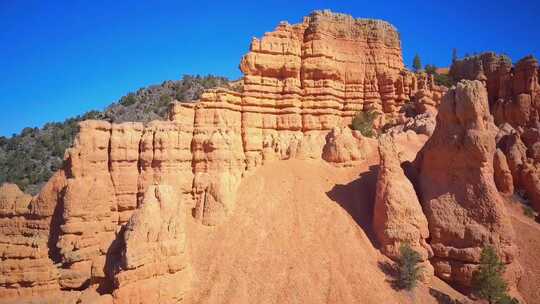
[412,54,422,72]
[471,246,518,304]
[397,243,423,290]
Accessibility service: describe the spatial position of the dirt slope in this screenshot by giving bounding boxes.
[506,201,540,303]
[185,156,466,304]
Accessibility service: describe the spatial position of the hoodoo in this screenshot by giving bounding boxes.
[415,80,517,288]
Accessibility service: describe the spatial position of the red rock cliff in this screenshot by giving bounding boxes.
[0,10,446,303]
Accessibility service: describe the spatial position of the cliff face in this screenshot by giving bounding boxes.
[0,10,446,303]
[240,10,444,125]
[451,53,540,212]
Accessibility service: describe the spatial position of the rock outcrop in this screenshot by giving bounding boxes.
[415,80,517,287]
[113,185,191,304]
[493,149,515,195]
[0,175,65,299]
[0,10,448,303]
[321,127,375,165]
[451,53,540,210]
[373,135,433,278]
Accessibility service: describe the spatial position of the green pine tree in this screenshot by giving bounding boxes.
[412,54,422,72]
[471,246,518,304]
[397,243,423,290]
[452,48,458,62]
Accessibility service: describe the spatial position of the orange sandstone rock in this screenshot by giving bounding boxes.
[373,135,433,278]
[494,149,514,195]
[113,185,191,304]
[322,127,375,165]
[0,10,449,303]
[415,80,517,287]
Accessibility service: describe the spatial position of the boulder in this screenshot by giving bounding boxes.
[322,127,374,165]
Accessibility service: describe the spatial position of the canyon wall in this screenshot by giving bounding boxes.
[451,53,540,211]
[0,10,445,303]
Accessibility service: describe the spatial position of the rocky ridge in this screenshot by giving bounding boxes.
[0,10,537,304]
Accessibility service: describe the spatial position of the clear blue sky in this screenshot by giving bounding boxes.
[1,0,539,137]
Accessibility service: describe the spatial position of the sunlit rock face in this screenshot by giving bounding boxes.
[415,80,517,288]
[451,53,540,212]
[0,10,446,303]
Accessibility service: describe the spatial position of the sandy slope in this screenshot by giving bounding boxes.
[184,154,466,304]
[506,201,540,303]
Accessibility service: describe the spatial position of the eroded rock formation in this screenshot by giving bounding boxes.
[0,10,451,303]
[321,127,375,165]
[373,135,433,278]
[415,80,517,287]
[113,185,190,304]
[451,53,540,211]
[494,149,514,195]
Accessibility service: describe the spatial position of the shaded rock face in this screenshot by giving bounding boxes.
[0,10,444,303]
[0,175,65,299]
[493,149,514,195]
[415,80,517,287]
[373,135,433,278]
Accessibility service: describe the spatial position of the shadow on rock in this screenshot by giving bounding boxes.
[429,288,468,304]
[377,260,401,291]
[326,164,380,248]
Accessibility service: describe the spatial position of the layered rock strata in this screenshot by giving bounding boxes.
[0,176,64,299]
[415,80,517,287]
[0,10,445,302]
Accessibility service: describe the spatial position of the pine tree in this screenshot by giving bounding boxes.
[397,243,423,290]
[452,48,458,62]
[471,246,518,304]
[412,54,422,72]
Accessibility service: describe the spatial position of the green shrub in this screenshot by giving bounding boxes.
[120,93,137,106]
[413,54,422,72]
[424,64,437,75]
[159,94,172,105]
[472,246,518,304]
[434,73,455,88]
[351,111,378,138]
[523,205,536,219]
[397,243,423,290]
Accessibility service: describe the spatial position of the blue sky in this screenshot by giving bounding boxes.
[1,0,539,137]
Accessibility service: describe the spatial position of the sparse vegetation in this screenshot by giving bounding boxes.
[397,243,423,291]
[471,246,519,304]
[120,93,138,106]
[523,205,536,219]
[424,63,456,88]
[413,54,422,72]
[0,74,231,194]
[351,110,378,138]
